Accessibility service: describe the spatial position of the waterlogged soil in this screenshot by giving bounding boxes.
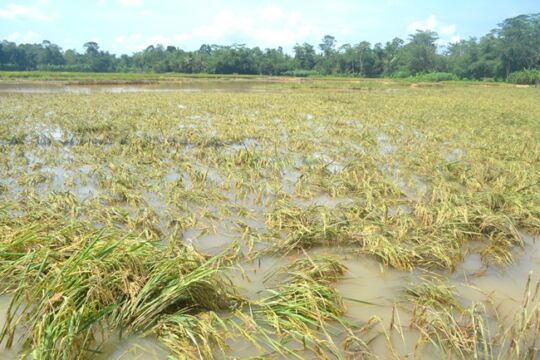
[0,80,285,95]
[0,81,539,359]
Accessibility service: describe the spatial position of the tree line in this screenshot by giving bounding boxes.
[1,13,538,80]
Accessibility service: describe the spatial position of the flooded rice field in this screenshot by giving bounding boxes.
[0,80,538,359]
[0,80,286,95]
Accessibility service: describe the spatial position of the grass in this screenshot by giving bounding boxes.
[0,77,538,358]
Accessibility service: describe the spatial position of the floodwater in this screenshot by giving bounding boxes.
[0,80,281,94]
[1,84,539,359]
[231,235,540,358]
[97,335,169,360]
[1,137,539,358]
[1,234,537,359]
[0,296,23,360]
[223,235,540,358]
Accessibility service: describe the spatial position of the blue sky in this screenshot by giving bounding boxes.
[1,0,539,54]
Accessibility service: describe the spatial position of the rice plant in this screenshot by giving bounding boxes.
[0,78,538,358]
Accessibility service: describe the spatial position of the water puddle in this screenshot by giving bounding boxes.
[387,203,413,217]
[229,137,259,151]
[0,296,24,359]
[31,124,77,146]
[310,152,345,174]
[97,334,168,360]
[295,194,353,208]
[380,164,428,200]
[190,163,224,186]
[0,80,283,95]
[443,147,465,162]
[184,220,239,255]
[376,133,396,155]
[452,233,540,321]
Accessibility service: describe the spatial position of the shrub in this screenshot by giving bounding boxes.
[412,72,459,82]
[507,69,540,85]
[282,69,320,77]
[390,70,411,78]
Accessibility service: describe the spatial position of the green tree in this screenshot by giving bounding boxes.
[319,35,336,56]
[293,43,316,70]
[404,30,439,74]
[496,13,540,77]
[383,37,405,75]
[83,41,99,55]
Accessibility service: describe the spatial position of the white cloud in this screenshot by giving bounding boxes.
[448,35,461,44]
[115,32,190,52]
[139,9,153,17]
[252,25,312,47]
[256,5,284,22]
[117,0,141,7]
[99,0,141,8]
[6,32,20,41]
[439,24,456,36]
[174,33,190,42]
[114,5,316,52]
[407,14,438,32]
[339,26,350,36]
[191,6,315,47]
[192,11,254,40]
[63,37,77,49]
[5,30,42,42]
[145,34,172,45]
[0,3,51,21]
[407,14,459,46]
[385,0,400,7]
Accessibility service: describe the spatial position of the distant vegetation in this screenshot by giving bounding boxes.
[0,13,538,80]
[506,69,540,85]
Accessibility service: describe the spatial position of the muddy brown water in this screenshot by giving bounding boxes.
[1,145,538,358]
[2,235,537,359]
[0,81,280,94]
[50,237,540,359]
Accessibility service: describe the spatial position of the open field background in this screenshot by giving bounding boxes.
[0,78,538,359]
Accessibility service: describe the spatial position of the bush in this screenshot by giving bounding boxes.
[282,69,320,77]
[412,72,459,82]
[390,70,411,78]
[36,64,95,72]
[507,69,540,85]
[0,64,23,71]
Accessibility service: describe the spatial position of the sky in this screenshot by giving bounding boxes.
[1,0,539,55]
